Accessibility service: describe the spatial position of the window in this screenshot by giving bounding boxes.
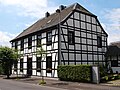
[37,57,41,72]
[15,41,17,50]
[97,36,102,48]
[28,36,32,49]
[20,39,24,51]
[20,59,23,72]
[46,56,52,73]
[47,31,52,45]
[37,34,41,46]
[68,31,74,44]
[14,61,18,72]
[111,60,118,67]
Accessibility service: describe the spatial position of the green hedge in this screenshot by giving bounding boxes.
[57,65,92,82]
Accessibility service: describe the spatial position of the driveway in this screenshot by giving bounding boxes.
[0,78,67,90]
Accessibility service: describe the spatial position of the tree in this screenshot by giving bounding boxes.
[37,44,46,84]
[0,46,18,78]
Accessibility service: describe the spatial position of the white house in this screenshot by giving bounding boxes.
[10,3,108,77]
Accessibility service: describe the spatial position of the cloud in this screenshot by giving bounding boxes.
[0,31,16,47]
[0,0,58,18]
[103,8,120,44]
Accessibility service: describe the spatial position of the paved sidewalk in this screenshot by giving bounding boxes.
[1,75,120,90]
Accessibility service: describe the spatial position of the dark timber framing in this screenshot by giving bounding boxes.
[11,3,108,77]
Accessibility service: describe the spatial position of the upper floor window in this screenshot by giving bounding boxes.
[97,36,102,48]
[47,31,52,45]
[20,39,24,51]
[15,41,17,50]
[28,36,32,49]
[68,31,74,44]
[37,34,41,47]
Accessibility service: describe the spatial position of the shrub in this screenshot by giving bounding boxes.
[99,65,107,78]
[0,64,3,75]
[39,80,46,85]
[57,65,92,82]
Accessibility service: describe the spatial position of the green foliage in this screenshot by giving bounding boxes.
[36,44,46,57]
[39,79,46,85]
[57,65,92,82]
[0,46,18,78]
[99,65,107,78]
[0,64,3,75]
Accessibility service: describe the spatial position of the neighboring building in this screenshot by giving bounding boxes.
[105,42,120,73]
[10,3,108,77]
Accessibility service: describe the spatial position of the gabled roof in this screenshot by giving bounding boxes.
[11,3,95,42]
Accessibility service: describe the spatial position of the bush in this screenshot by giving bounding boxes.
[57,65,92,82]
[0,64,3,75]
[99,65,107,78]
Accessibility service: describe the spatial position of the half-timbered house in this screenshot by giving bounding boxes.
[105,42,120,73]
[10,3,108,77]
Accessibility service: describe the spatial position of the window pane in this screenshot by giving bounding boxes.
[20,39,24,51]
[28,36,32,49]
[97,36,102,48]
[46,56,52,73]
[68,31,74,44]
[47,31,52,45]
[37,57,41,72]
[111,60,118,67]
[20,59,23,72]
[37,34,41,46]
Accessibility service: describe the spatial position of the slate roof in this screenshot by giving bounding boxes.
[105,42,120,56]
[10,3,95,42]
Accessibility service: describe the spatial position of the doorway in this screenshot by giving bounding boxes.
[27,57,32,76]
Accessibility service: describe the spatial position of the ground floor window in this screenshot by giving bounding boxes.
[46,56,52,73]
[20,59,23,72]
[111,60,118,67]
[37,57,41,72]
[14,61,18,72]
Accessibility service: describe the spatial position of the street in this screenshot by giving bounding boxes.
[0,78,67,90]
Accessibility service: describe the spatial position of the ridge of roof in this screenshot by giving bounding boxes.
[11,3,95,42]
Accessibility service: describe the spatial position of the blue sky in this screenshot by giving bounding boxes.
[0,0,120,46]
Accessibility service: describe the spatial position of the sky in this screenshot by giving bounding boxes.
[0,0,120,47]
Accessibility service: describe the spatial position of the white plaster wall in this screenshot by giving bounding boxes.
[67,19,73,26]
[86,15,91,22]
[69,53,74,60]
[76,54,81,60]
[81,13,85,21]
[75,20,80,28]
[82,54,87,60]
[75,44,81,50]
[81,22,86,29]
[74,12,79,19]
[92,17,96,24]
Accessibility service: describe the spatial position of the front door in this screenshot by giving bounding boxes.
[27,58,32,76]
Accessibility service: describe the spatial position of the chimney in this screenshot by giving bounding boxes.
[56,9,60,13]
[45,12,50,17]
[59,5,66,10]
